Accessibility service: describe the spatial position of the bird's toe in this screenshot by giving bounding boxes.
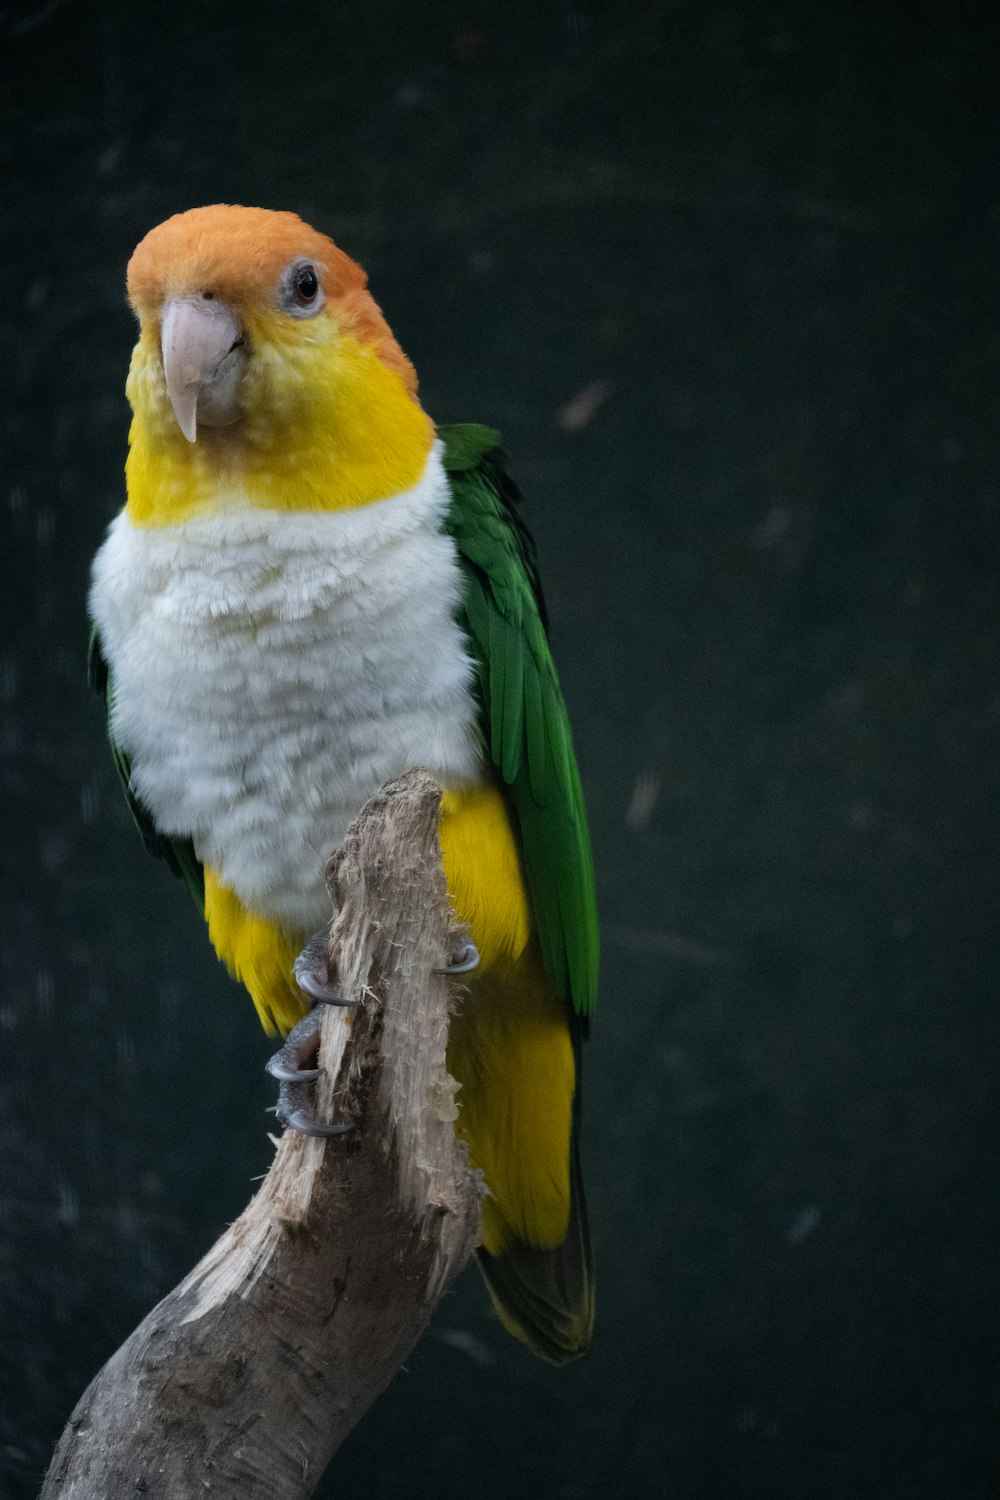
[293,929,354,1005]
[433,938,481,976]
[266,1009,354,1138]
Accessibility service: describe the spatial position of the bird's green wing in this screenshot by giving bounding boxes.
[88,627,205,911]
[440,424,599,1021]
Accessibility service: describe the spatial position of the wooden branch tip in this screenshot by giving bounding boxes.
[42,767,484,1500]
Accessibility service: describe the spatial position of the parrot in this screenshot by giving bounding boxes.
[88,204,599,1363]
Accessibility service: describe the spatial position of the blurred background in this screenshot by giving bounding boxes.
[2,1,999,1496]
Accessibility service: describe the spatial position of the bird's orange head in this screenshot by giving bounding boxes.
[123,205,433,525]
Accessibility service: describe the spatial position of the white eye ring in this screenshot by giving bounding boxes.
[280,258,325,319]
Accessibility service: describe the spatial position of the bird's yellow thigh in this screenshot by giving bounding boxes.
[438,783,532,971]
[203,867,308,1035]
[446,944,576,1255]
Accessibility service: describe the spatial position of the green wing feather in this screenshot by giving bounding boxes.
[440,424,599,1022]
[88,627,205,911]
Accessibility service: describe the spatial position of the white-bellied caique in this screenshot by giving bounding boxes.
[89,205,599,1362]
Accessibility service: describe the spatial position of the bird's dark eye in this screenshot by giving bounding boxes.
[293,265,319,305]
[280,258,325,318]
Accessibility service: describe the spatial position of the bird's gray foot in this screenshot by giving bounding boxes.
[293,929,352,1005]
[433,938,481,976]
[265,1007,324,1084]
[266,1008,354,1139]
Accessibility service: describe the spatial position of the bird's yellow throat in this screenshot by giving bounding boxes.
[124,317,434,528]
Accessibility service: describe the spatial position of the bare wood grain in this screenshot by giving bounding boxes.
[40,769,482,1499]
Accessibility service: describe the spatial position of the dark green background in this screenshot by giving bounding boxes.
[2,2,998,1496]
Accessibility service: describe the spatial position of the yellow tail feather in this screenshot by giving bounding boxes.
[447,945,575,1253]
[446,943,593,1361]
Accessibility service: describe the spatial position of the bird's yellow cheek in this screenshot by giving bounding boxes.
[124,321,434,527]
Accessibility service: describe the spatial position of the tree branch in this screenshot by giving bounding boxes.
[41,769,483,1499]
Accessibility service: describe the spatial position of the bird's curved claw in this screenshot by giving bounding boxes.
[296,968,349,1005]
[433,939,480,976]
[267,1009,353,1138]
[293,930,355,1005]
[265,1009,325,1084]
[284,1109,354,1139]
[273,1073,355,1141]
[265,1057,322,1084]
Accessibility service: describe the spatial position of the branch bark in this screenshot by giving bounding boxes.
[41,769,483,1499]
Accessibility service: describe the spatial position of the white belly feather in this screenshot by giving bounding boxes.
[89,445,483,930]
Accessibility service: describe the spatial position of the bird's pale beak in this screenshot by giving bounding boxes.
[160,297,247,443]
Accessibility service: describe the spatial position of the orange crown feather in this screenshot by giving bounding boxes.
[126,204,418,397]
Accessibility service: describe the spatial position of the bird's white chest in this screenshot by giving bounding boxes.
[89,448,482,929]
